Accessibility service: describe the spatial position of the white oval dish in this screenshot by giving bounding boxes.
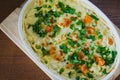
[18,0,120,80]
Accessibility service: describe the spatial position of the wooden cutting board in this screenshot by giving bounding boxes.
[0,8,120,80]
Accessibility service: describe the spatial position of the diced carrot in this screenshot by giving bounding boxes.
[66,63,74,69]
[87,26,95,34]
[108,37,113,45]
[79,64,89,74]
[103,27,110,35]
[96,39,103,45]
[71,33,78,41]
[52,54,64,61]
[95,56,105,66]
[52,51,64,61]
[49,46,64,61]
[50,47,64,61]
[49,46,57,55]
[38,0,42,5]
[96,39,102,45]
[55,4,59,8]
[46,26,54,32]
[84,15,93,24]
[84,42,90,49]
[60,18,72,27]
[50,17,54,23]
[78,51,85,60]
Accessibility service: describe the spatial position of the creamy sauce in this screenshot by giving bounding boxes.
[22,0,117,80]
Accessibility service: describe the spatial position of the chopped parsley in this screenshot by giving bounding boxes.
[35,7,42,11]
[49,0,53,2]
[53,11,63,17]
[68,71,72,78]
[70,24,75,30]
[32,19,47,37]
[68,52,85,65]
[87,35,96,41]
[71,17,77,21]
[28,24,32,29]
[52,25,61,37]
[60,44,70,54]
[103,69,108,74]
[98,34,103,39]
[59,68,64,74]
[76,12,81,17]
[76,20,85,28]
[87,73,94,78]
[96,46,117,65]
[96,31,103,39]
[68,39,77,47]
[42,4,48,8]
[58,2,75,14]
[64,5,76,14]
[90,14,99,21]
[41,47,49,56]
[73,66,81,73]
[87,62,92,68]
[79,29,86,39]
[83,49,90,55]
[76,76,80,80]
[97,46,109,55]
[44,60,48,64]
[105,50,117,65]
[43,13,53,26]
[112,50,117,59]
[58,2,65,10]
[36,45,41,49]
[35,11,43,17]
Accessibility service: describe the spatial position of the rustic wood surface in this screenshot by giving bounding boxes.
[0,0,120,80]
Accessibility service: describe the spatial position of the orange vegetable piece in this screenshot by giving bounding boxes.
[79,64,89,74]
[38,0,42,5]
[66,63,74,69]
[52,54,64,61]
[46,26,54,32]
[71,33,78,41]
[50,17,54,23]
[52,50,64,61]
[78,51,85,60]
[84,15,93,24]
[108,37,113,45]
[49,46,57,55]
[87,26,95,34]
[96,39,103,45]
[50,46,64,61]
[95,56,105,66]
[60,18,72,27]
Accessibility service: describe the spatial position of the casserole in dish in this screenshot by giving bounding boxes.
[18,0,120,80]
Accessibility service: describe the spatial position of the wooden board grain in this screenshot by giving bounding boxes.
[0,8,120,80]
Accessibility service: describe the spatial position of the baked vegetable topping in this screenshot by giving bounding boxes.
[23,0,118,80]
